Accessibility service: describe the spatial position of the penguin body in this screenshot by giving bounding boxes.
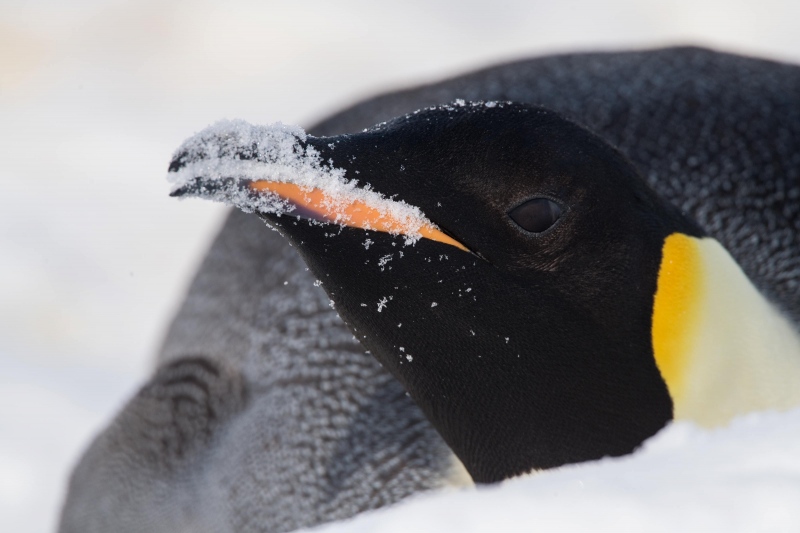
[61,47,800,530]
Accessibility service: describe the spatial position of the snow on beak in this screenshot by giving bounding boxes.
[168,118,469,252]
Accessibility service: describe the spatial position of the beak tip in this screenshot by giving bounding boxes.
[169,179,197,197]
[168,177,251,202]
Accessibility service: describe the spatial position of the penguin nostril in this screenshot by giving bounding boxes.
[508,198,563,233]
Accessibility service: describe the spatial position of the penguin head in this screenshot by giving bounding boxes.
[169,102,705,483]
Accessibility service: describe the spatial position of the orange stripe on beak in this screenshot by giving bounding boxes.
[249,181,469,252]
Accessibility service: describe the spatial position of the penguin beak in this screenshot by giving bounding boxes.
[172,178,469,252]
[167,119,470,252]
[252,181,469,252]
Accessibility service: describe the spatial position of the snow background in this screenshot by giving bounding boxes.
[2,1,800,532]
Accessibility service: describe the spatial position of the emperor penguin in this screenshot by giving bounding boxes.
[60,47,800,530]
[170,100,800,482]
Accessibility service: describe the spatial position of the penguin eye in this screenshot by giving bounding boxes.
[508,198,563,233]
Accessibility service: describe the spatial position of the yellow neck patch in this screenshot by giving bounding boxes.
[652,233,704,403]
[651,233,800,426]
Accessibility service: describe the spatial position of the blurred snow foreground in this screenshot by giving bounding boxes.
[59,47,800,533]
[309,408,800,533]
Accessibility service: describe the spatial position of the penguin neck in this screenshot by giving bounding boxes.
[652,233,800,427]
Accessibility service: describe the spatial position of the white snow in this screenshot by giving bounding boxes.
[169,119,439,245]
[167,119,310,210]
[378,254,393,270]
[307,408,800,533]
[377,297,389,312]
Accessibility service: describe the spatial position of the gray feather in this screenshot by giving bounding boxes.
[60,212,455,533]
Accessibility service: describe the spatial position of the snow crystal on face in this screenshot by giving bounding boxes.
[168,119,437,244]
[425,100,510,115]
[378,254,393,270]
[377,297,388,312]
